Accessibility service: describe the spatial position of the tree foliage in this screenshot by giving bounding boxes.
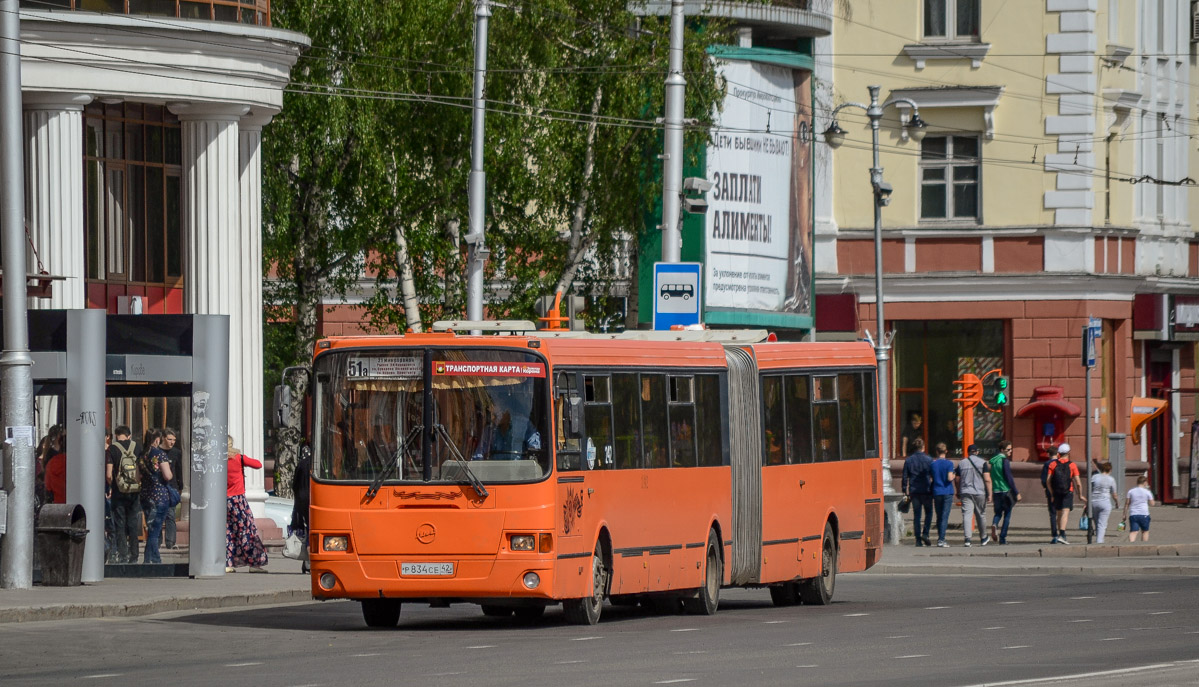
[262,0,730,490]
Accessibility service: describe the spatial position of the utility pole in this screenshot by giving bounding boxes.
[0,0,36,589]
[660,0,685,263]
[464,0,491,324]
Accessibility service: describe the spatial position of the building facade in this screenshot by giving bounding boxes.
[816,0,1198,500]
[16,3,307,515]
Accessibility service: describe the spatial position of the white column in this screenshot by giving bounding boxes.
[238,110,274,512]
[24,93,91,310]
[170,103,258,512]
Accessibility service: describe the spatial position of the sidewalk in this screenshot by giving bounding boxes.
[869,502,1199,576]
[2,504,1198,624]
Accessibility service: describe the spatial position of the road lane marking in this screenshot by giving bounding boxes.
[844,613,870,617]
[983,627,1004,630]
[428,673,465,677]
[1149,611,1172,615]
[653,679,695,684]
[764,620,788,624]
[671,628,699,632]
[572,636,602,641]
[998,601,1024,605]
[895,655,929,659]
[787,642,812,647]
[1101,637,1124,641]
[672,651,708,655]
[955,662,1179,687]
[1070,596,1096,600]
[555,660,587,664]
[83,675,121,680]
[925,606,950,610]
[795,665,818,668]
[467,645,496,649]
[1002,646,1029,650]
[225,662,262,667]
[886,635,912,639]
[352,653,382,657]
[1141,591,1163,595]
[1068,619,1093,623]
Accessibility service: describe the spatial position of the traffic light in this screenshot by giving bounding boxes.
[991,375,1010,406]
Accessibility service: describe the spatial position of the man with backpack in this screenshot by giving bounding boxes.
[1046,442,1086,544]
[1040,445,1060,543]
[106,425,142,564]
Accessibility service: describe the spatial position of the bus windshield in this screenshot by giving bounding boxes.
[313,347,551,485]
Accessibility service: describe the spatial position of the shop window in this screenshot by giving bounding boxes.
[920,135,980,222]
[84,103,184,289]
[924,0,980,41]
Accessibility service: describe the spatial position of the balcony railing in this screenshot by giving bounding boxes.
[20,0,270,27]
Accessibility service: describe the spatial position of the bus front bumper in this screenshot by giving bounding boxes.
[309,555,566,601]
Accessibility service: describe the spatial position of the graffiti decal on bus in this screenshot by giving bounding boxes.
[563,487,584,535]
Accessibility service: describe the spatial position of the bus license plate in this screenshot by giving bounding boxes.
[402,562,454,576]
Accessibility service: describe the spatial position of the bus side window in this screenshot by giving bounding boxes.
[641,374,669,469]
[862,371,878,457]
[668,375,697,467]
[556,371,582,470]
[787,374,813,464]
[812,375,841,462]
[762,376,785,466]
[838,372,866,460]
[583,375,614,470]
[695,374,723,467]
[613,373,642,469]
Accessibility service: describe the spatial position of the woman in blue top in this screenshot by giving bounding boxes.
[139,429,173,564]
[929,442,957,547]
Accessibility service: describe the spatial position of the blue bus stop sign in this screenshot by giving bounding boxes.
[653,262,702,331]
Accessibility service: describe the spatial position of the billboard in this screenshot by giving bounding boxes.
[704,60,811,317]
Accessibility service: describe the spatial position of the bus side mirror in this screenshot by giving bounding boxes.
[272,385,292,430]
[564,396,583,439]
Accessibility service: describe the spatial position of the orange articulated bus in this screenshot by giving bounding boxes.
[283,323,883,627]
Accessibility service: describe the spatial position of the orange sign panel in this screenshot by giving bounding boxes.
[1130,397,1167,444]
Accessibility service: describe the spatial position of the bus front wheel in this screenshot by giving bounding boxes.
[361,598,402,628]
[799,522,837,605]
[682,529,721,615]
[563,544,606,625]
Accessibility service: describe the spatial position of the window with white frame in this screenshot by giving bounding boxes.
[920,135,980,222]
[923,0,980,40]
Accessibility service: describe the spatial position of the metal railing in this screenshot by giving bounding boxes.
[20,0,269,27]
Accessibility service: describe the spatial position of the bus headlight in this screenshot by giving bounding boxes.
[323,535,349,552]
[522,572,540,589]
[510,534,536,551]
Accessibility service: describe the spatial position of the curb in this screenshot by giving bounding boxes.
[0,589,316,624]
[865,564,1199,576]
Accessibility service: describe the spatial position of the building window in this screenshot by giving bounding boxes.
[923,0,980,40]
[920,135,980,222]
[84,103,183,288]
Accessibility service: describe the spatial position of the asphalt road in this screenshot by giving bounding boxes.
[3,573,1198,687]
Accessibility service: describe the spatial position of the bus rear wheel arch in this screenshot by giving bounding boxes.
[798,522,837,605]
[563,540,609,625]
[682,528,722,615]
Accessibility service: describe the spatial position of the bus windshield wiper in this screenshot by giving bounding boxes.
[364,424,423,501]
[433,423,489,500]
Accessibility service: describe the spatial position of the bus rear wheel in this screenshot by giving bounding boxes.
[361,598,402,628]
[799,523,837,605]
[682,530,721,615]
[563,543,606,625]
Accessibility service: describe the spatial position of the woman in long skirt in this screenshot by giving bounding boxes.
[225,435,268,572]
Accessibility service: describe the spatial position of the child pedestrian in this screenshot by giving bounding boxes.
[1122,475,1156,543]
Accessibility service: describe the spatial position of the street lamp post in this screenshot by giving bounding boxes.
[823,86,926,515]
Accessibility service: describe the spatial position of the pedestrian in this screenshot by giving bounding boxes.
[1089,461,1119,543]
[290,442,313,573]
[139,429,173,564]
[930,442,956,547]
[988,440,1021,544]
[1040,445,1060,544]
[1046,443,1086,544]
[900,411,924,458]
[226,435,268,573]
[43,434,67,505]
[107,425,142,564]
[955,444,992,546]
[901,438,934,547]
[161,427,183,549]
[1122,475,1156,543]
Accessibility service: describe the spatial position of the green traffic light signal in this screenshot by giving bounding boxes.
[992,375,1010,406]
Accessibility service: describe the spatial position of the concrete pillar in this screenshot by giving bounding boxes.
[65,309,105,582]
[23,92,90,310]
[238,110,274,513]
[170,102,262,515]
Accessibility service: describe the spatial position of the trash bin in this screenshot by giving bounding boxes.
[36,503,88,586]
